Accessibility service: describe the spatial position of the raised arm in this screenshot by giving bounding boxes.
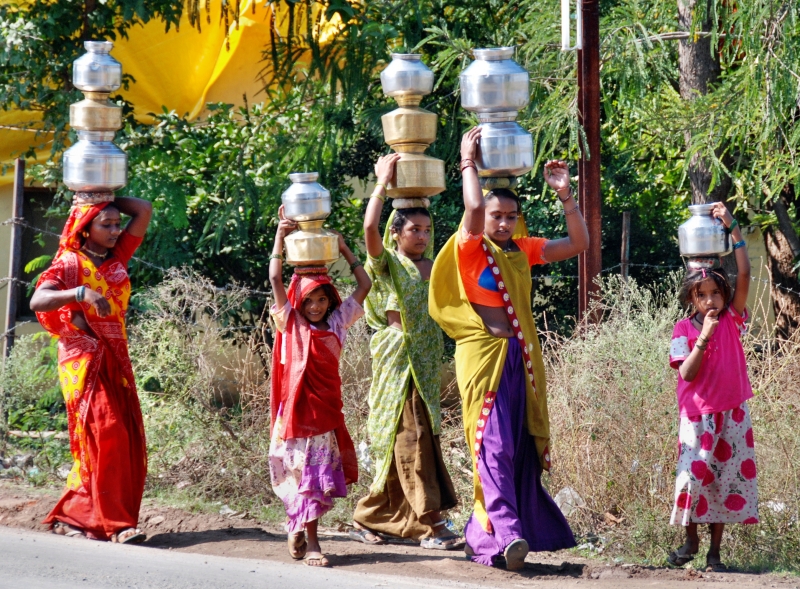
[541,161,590,263]
[113,196,153,238]
[713,202,750,315]
[364,153,401,258]
[461,127,485,236]
[335,232,371,306]
[269,206,296,309]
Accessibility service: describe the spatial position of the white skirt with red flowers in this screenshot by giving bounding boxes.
[671,402,759,525]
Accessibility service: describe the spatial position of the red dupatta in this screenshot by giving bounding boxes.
[270,271,357,484]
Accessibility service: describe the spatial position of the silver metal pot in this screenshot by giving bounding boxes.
[281,172,331,222]
[678,204,732,257]
[62,131,127,192]
[380,54,434,98]
[460,47,529,120]
[73,41,122,93]
[476,122,533,177]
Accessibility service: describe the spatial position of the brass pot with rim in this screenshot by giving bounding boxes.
[284,220,339,266]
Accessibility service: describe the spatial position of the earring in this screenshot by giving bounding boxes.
[81,231,89,238]
[392,234,398,240]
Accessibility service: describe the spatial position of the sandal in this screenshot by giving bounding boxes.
[348,526,387,545]
[112,528,146,544]
[420,534,466,551]
[705,556,728,572]
[503,538,529,571]
[288,532,307,560]
[303,552,330,567]
[52,521,85,538]
[667,545,697,567]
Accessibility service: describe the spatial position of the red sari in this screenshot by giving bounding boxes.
[36,203,146,540]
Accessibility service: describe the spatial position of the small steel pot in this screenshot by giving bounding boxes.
[281,172,331,222]
[476,122,533,178]
[73,41,122,93]
[460,47,530,118]
[678,204,732,257]
[380,54,434,99]
[62,131,127,192]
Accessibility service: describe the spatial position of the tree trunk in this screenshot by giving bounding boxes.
[765,186,800,340]
[765,228,800,340]
[678,0,729,205]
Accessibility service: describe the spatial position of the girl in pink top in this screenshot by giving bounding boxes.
[667,202,758,572]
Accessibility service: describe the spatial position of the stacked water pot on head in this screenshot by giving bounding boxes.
[678,203,733,270]
[460,47,533,189]
[281,173,340,266]
[379,54,445,209]
[63,41,127,201]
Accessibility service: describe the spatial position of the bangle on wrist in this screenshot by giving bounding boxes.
[557,187,574,203]
[562,205,580,216]
[695,342,707,351]
[75,285,85,303]
[374,182,386,193]
[371,191,386,203]
[733,239,746,250]
[725,218,739,233]
[460,159,477,173]
[349,259,363,272]
[270,253,284,261]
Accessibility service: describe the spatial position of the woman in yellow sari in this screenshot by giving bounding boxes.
[429,128,589,569]
[31,193,152,543]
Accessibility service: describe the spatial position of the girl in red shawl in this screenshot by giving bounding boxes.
[30,193,152,543]
[268,206,371,567]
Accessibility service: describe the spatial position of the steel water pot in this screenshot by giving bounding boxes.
[460,47,530,119]
[73,41,122,93]
[380,54,434,99]
[281,172,331,222]
[678,203,732,257]
[62,131,127,192]
[476,122,533,178]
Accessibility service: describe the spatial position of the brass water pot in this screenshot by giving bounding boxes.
[386,145,445,198]
[284,220,339,266]
[70,92,122,132]
[381,103,437,148]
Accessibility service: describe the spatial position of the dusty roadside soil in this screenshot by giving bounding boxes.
[1,481,797,588]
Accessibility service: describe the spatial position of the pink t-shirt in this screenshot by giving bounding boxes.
[669,306,753,417]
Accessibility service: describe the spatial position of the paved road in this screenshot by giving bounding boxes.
[0,526,481,589]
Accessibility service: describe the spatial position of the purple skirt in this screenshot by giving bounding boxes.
[464,337,576,566]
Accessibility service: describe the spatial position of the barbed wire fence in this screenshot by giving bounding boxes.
[0,215,798,341]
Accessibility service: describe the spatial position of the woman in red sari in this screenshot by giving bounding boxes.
[30,193,152,543]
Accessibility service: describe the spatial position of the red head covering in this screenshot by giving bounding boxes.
[286,269,342,314]
[56,202,112,258]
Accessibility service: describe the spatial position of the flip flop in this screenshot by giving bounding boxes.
[288,532,307,560]
[420,534,466,551]
[503,538,529,571]
[112,528,146,544]
[667,546,697,567]
[303,552,330,567]
[52,522,85,538]
[348,527,387,545]
[705,556,728,572]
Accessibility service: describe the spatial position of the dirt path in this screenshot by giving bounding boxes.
[1,481,796,588]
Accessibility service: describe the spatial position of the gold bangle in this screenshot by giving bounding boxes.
[371,191,386,202]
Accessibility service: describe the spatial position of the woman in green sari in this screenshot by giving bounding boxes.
[349,154,461,550]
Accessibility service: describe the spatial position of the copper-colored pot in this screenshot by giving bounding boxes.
[284,221,340,266]
[382,106,437,148]
[387,145,445,198]
[70,92,122,132]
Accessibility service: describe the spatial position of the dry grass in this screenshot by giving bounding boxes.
[543,274,800,571]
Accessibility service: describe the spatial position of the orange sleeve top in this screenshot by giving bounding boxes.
[457,228,548,307]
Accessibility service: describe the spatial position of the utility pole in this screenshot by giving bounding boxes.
[577,0,602,321]
[5,158,24,356]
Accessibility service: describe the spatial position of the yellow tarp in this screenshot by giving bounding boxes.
[0,0,341,186]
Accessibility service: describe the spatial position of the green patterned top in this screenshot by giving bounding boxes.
[363,214,443,494]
